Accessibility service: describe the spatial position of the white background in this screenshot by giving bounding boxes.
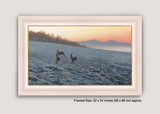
[0,0,159,113]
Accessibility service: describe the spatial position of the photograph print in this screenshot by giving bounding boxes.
[28,25,132,86]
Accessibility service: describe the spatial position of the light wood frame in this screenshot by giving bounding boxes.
[18,16,142,96]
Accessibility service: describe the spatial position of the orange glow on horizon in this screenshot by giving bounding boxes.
[29,25,132,43]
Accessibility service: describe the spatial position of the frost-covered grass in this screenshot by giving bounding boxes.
[29,41,131,85]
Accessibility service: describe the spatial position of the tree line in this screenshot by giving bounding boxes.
[29,30,86,47]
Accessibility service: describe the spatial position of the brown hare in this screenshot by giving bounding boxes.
[57,50,65,56]
[70,54,77,63]
[55,53,60,64]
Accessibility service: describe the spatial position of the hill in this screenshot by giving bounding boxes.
[78,40,131,52]
[29,31,85,47]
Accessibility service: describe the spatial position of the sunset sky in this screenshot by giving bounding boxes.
[29,25,132,43]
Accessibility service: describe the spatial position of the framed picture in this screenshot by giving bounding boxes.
[18,16,142,96]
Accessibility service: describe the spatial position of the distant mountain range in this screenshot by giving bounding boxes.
[78,40,131,52]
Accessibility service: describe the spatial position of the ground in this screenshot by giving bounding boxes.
[29,41,131,85]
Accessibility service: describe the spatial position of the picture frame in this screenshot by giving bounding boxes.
[18,16,142,96]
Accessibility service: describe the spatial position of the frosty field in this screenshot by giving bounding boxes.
[29,41,131,85]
